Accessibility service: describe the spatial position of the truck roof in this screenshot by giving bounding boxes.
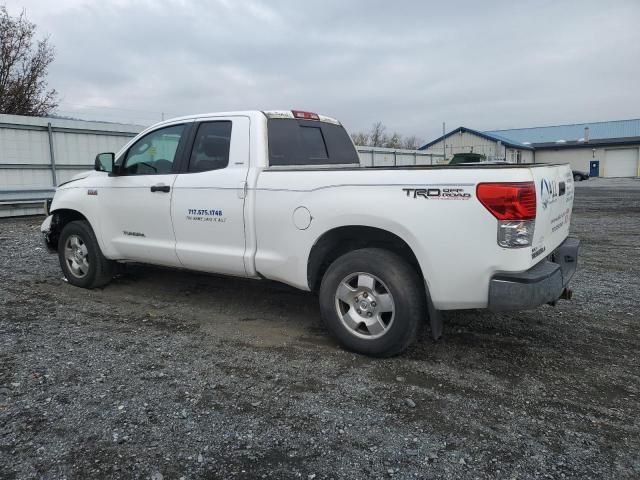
[153,110,341,126]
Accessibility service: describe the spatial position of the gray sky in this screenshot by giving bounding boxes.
[7,0,640,141]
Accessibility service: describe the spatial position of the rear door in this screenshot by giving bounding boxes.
[171,116,251,276]
[530,164,574,259]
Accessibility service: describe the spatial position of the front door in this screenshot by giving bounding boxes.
[590,160,600,177]
[171,117,250,276]
[97,122,191,267]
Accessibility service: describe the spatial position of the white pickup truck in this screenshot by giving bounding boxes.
[41,110,579,356]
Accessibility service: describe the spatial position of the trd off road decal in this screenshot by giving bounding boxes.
[186,209,226,223]
[402,187,472,200]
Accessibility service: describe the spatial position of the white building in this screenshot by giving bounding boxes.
[421,118,640,177]
[486,119,640,177]
[420,127,534,164]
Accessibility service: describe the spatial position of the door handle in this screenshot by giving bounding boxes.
[150,184,170,193]
[238,181,248,199]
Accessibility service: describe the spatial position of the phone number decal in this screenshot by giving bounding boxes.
[186,208,226,223]
[188,209,223,216]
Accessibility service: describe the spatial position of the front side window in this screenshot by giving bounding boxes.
[121,124,186,175]
[188,121,232,172]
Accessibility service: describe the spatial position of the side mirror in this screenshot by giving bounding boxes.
[95,152,115,173]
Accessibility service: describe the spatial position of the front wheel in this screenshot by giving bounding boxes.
[574,174,582,181]
[58,220,114,288]
[319,248,425,357]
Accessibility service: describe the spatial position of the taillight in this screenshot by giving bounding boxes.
[477,182,537,248]
[476,182,536,220]
[292,110,320,120]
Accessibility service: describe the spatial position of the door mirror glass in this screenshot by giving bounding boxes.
[95,152,115,173]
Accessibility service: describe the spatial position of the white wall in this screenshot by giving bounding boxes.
[534,145,640,177]
[423,130,532,163]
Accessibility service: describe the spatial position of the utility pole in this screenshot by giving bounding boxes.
[442,122,446,162]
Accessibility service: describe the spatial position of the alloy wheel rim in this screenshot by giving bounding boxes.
[334,271,395,339]
[64,235,90,278]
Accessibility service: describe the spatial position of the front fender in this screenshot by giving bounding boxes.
[47,186,108,256]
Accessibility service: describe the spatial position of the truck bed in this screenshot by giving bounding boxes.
[264,163,567,171]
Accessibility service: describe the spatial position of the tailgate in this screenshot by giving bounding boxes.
[530,164,574,260]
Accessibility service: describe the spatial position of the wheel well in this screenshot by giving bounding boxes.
[307,226,424,292]
[46,209,89,249]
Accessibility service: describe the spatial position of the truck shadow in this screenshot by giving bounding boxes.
[99,263,586,369]
[104,263,334,348]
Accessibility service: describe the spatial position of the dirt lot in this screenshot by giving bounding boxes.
[1,178,639,479]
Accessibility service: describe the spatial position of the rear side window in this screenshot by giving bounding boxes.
[188,121,232,172]
[268,118,359,166]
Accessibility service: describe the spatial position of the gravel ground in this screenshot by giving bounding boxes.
[1,178,639,479]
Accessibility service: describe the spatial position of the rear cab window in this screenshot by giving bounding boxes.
[267,118,359,167]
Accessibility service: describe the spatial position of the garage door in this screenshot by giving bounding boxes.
[605,148,638,177]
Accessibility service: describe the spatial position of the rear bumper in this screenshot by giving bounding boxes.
[488,237,580,312]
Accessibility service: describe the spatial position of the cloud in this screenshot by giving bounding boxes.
[9,0,640,140]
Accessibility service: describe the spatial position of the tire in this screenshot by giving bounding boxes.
[58,220,114,288]
[319,248,425,357]
[574,174,582,182]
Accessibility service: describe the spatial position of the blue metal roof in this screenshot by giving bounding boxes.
[485,118,640,144]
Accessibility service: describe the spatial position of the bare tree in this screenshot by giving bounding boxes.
[349,122,423,149]
[384,132,402,148]
[0,6,58,116]
[350,132,370,146]
[402,135,422,150]
[369,121,387,147]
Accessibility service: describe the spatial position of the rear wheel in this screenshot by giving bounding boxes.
[574,174,582,181]
[319,248,425,357]
[58,220,114,288]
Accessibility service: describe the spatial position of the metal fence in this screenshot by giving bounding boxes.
[357,146,444,167]
[0,113,444,217]
[0,114,143,217]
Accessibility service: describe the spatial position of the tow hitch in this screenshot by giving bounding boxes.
[548,287,573,306]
